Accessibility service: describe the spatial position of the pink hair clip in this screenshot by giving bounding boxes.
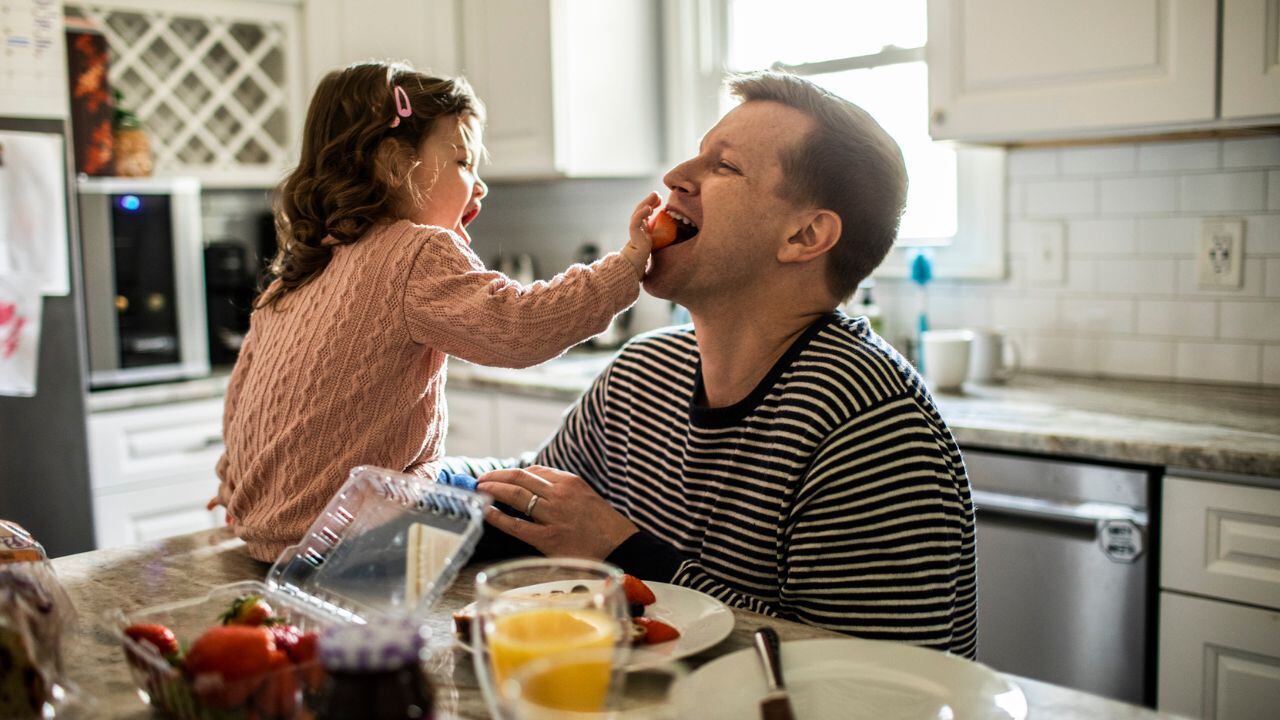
[389,86,412,128]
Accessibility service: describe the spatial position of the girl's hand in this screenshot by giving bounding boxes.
[621,192,661,279]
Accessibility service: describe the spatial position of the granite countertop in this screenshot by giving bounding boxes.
[50,528,1184,719]
[448,356,1280,479]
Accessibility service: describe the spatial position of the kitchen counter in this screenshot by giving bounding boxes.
[449,355,1280,478]
[50,528,1184,719]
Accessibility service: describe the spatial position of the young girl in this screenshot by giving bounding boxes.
[211,61,657,561]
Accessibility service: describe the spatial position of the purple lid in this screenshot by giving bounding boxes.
[320,617,427,671]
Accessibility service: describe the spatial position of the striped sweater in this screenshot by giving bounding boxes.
[453,312,978,657]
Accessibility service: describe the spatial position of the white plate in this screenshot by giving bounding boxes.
[676,638,1027,720]
[457,580,735,668]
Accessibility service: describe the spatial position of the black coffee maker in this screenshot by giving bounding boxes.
[204,241,255,367]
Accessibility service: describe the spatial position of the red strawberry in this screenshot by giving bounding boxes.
[622,574,656,606]
[251,651,299,719]
[289,631,318,665]
[124,623,180,658]
[219,594,277,627]
[267,625,300,657]
[634,617,680,645]
[646,209,679,250]
[184,625,283,709]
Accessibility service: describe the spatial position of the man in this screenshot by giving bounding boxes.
[445,71,977,657]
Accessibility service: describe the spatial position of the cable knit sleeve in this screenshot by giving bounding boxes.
[402,228,640,369]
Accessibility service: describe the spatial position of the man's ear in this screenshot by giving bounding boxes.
[778,209,842,264]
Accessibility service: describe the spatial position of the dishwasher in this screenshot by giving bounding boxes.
[965,449,1155,706]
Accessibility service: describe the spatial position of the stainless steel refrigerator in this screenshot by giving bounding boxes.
[0,114,97,557]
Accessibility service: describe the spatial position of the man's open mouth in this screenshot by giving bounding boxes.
[664,209,699,246]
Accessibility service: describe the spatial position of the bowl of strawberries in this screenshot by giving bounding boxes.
[113,583,334,720]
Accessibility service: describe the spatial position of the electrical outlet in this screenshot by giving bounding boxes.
[1198,218,1244,288]
[1026,221,1066,285]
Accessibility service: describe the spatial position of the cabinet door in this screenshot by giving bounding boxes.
[494,395,572,458]
[1222,0,1280,119]
[88,398,226,491]
[444,388,498,458]
[1159,591,1280,720]
[302,0,460,92]
[460,0,557,177]
[927,0,1217,141]
[93,476,226,548]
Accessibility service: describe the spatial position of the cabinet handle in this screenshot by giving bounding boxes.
[971,489,1147,527]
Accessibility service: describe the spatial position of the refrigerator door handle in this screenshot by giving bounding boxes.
[971,489,1149,528]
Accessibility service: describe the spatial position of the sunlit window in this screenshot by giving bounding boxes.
[724,0,957,243]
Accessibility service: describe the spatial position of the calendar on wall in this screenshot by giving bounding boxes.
[0,0,67,119]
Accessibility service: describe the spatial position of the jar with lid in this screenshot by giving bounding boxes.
[313,618,433,719]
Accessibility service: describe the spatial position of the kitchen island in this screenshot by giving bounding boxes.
[50,528,1183,719]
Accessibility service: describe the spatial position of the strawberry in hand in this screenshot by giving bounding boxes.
[219,594,277,627]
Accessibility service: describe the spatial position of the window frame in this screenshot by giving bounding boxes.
[661,0,1006,280]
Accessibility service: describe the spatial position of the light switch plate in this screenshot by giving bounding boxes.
[1198,218,1244,288]
[1026,221,1066,285]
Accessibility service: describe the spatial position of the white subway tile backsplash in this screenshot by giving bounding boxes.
[1095,258,1177,295]
[1061,298,1135,334]
[1270,171,1280,211]
[1176,342,1262,384]
[1063,259,1097,293]
[1098,339,1176,378]
[1025,179,1096,216]
[1177,257,1265,297]
[1219,301,1280,341]
[990,294,1057,330]
[1100,176,1177,214]
[928,289,992,330]
[1137,141,1219,172]
[1007,149,1059,177]
[1265,346,1280,385]
[1136,300,1217,338]
[1223,137,1280,168]
[1243,214,1280,255]
[1267,259,1280,297]
[1061,146,1137,175]
[1023,334,1099,374]
[1180,171,1268,213]
[1137,217,1201,255]
[1067,219,1136,255]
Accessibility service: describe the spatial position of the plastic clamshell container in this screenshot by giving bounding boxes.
[110,466,490,719]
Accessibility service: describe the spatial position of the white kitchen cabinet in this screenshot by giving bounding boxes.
[927,0,1221,142]
[1222,0,1280,119]
[87,397,226,548]
[458,0,662,179]
[1159,474,1280,718]
[1159,591,1280,720]
[301,0,460,93]
[493,395,571,457]
[443,388,498,458]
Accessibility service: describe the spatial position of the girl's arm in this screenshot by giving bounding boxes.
[401,196,656,369]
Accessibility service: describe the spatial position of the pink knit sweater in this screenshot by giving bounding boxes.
[214,220,640,561]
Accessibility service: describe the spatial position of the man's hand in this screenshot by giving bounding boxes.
[476,465,639,560]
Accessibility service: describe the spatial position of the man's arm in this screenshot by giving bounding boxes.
[612,394,977,655]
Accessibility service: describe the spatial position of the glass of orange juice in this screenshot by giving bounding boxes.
[473,558,630,719]
[500,647,687,720]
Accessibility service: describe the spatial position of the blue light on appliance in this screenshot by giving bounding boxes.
[119,195,142,212]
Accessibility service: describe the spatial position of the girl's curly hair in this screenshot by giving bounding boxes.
[257,61,484,308]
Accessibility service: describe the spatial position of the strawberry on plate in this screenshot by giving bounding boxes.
[622,574,656,607]
[124,623,181,659]
[633,617,681,645]
[219,594,277,627]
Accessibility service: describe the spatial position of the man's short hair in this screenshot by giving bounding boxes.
[728,72,908,302]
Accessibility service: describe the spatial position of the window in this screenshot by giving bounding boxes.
[663,0,1006,279]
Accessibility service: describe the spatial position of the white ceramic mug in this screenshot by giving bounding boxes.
[920,329,973,391]
[967,329,1020,383]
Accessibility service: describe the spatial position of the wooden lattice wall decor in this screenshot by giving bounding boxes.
[66,0,303,187]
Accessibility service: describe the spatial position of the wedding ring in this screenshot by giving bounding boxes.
[524,493,541,517]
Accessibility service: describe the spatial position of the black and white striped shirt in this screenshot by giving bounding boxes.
[458,312,977,657]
